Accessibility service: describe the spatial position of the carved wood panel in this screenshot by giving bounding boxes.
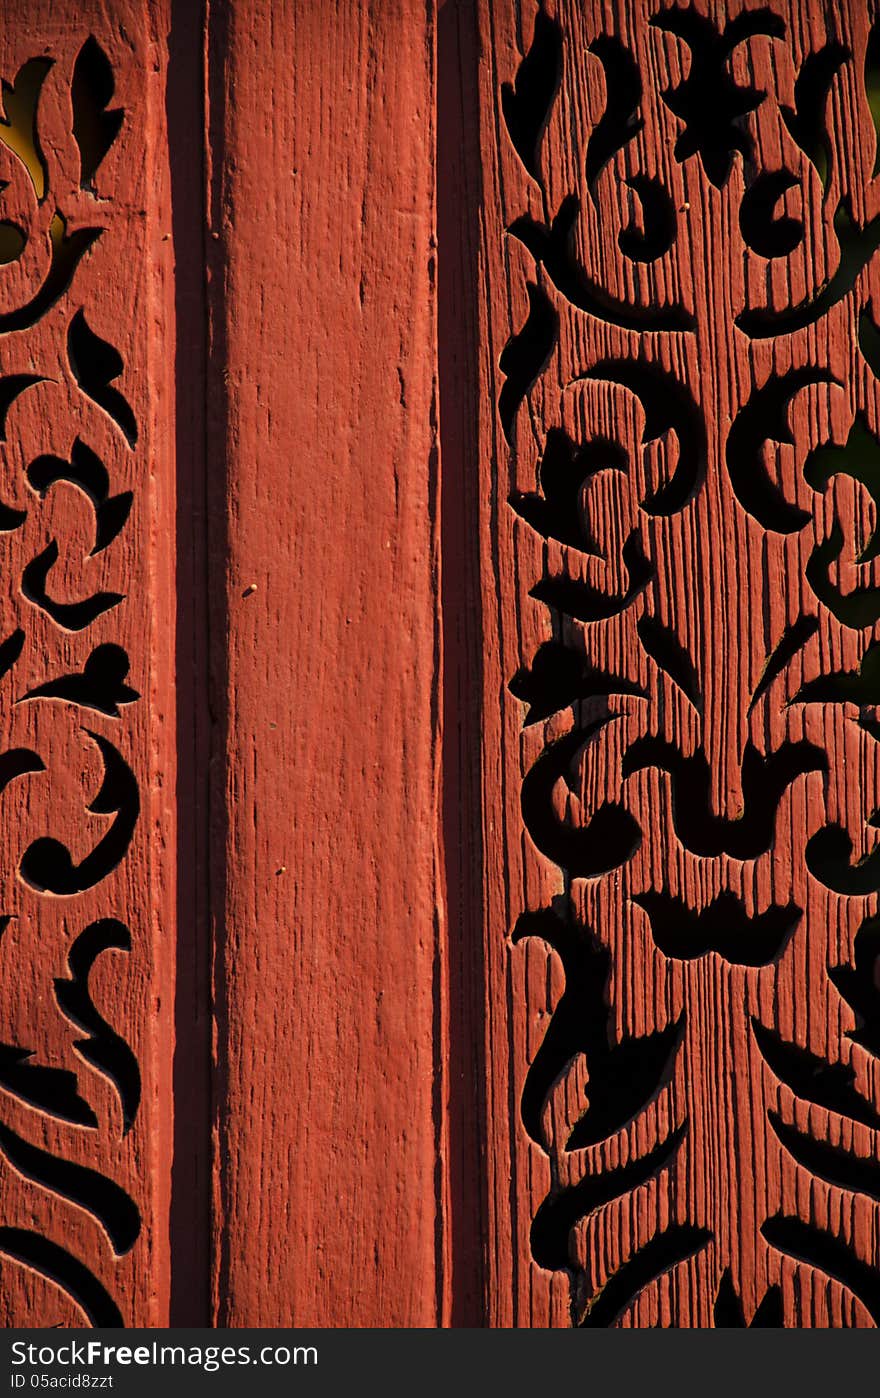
[7,0,880,1333]
[477,0,880,1327]
[0,0,445,1332]
[0,2,175,1326]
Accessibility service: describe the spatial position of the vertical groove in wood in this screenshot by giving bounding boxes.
[437,0,493,1327]
[167,0,213,1328]
[204,0,234,1330]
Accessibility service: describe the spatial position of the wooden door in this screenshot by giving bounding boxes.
[1,0,880,1330]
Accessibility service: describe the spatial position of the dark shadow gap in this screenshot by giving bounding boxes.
[167,0,215,1327]
[437,0,490,1328]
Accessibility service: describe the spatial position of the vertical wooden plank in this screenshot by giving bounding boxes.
[478,0,880,1327]
[0,4,176,1325]
[210,0,443,1325]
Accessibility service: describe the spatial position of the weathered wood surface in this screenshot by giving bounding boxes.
[6,0,880,1333]
[0,3,176,1326]
[478,0,880,1328]
[209,0,445,1326]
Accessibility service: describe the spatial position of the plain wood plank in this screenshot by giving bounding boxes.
[209,0,444,1326]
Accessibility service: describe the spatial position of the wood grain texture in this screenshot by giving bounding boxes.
[11,0,879,1334]
[0,2,176,1326]
[209,0,445,1326]
[478,0,880,1328]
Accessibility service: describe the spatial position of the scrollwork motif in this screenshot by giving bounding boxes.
[0,33,140,1328]
[499,0,880,1327]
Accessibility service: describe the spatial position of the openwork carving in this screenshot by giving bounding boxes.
[499,0,880,1326]
[0,34,142,1326]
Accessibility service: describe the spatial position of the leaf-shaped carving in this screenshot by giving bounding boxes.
[584,37,643,198]
[500,8,561,185]
[751,1018,880,1129]
[20,731,139,897]
[512,906,610,1148]
[22,539,124,631]
[633,890,800,966]
[737,202,880,338]
[768,1111,880,1201]
[829,915,880,1058]
[790,639,880,706]
[19,643,139,719]
[531,532,654,622]
[520,720,642,879]
[531,1124,687,1271]
[509,426,627,552]
[576,358,707,515]
[618,176,676,263]
[749,614,818,713]
[725,368,838,533]
[565,1016,684,1151]
[0,1042,96,1128]
[806,523,880,628]
[578,1224,712,1327]
[498,282,557,445]
[739,171,802,258]
[512,907,683,1152]
[636,615,701,711]
[805,820,880,897]
[762,1216,880,1325]
[67,309,137,447]
[508,638,646,727]
[622,737,827,859]
[0,58,52,201]
[72,37,124,191]
[54,919,141,1134]
[650,7,785,188]
[0,1228,122,1327]
[0,1120,140,1254]
[27,437,132,556]
[804,414,880,563]
[779,43,850,192]
[510,197,695,331]
[0,214,101,337]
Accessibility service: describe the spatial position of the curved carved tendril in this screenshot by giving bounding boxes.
[20,731,139,896]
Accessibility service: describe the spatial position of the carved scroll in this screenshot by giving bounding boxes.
[0,6,174,1326]
[481,0,880,1326]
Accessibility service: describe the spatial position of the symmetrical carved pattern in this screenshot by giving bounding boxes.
[493,0,880,1326]
[0,13,173,1327]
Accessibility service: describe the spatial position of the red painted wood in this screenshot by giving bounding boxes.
[475,0,880,1329]
[0,3,176,1326]
[208,0,445,1327]
[6,0,880,1333]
